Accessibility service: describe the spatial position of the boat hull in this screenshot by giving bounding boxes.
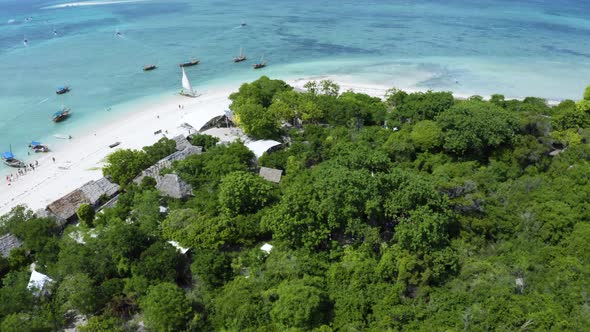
[179,60,200,67]
[2,159,25,168]
[143,65,157,71]
[234,57,247,63]
[56,87,70,95]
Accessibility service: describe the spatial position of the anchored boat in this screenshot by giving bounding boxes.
[53,108,71,122]
[253,55,266,69]
[179,59,200,67]
[2,151,25,168]
[179,67,198,98]
[29,141,50,153]
[56,86,70,95]
[233,48,247,63]
[143,64,157,71]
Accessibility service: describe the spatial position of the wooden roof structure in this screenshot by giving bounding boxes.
[0,233,22,257]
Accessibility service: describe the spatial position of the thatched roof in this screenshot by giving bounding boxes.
[0,233,22,257]
[80,177,119,206]
[47,189,89,223]
[46,178,119,223]
[172,135,192,151]
[134,146,203,184]
[199,114,235,132]
[259,167,283,183]
[156,174,192,199]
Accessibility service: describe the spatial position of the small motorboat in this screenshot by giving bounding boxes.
[2,151,25,168]
[53,108,71,122]
[143,64,157,71]
[109,141,121,148]
[54,134,72,140]
[29,141,50,153]
[56,86,70,95]
[179,59,200,67]
[240,21,247,27]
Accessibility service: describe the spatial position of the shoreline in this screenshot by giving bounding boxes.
[0,74,568,215]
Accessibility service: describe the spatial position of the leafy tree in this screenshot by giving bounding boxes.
[269,277,328,330]
[56,273,98,316]
[188,133,219,151]
[103,149,150,185]
[410,120,443,151]
[436,100,519,156]
[140,282,192,332]
[76,204,95,227]
[211,277,269,331]
[131,190,161,237]
[143,137,177,164]
[132,242,184,283]
[388,90,454,122]
[162,209,235,250]
[174,141,255,188]
[78,315,125,332]
[218,171,274,217]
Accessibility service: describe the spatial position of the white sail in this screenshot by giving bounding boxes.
[181,67,193,95]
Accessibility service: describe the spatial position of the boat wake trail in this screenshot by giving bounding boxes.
[42,0,150,10]
[37,97,50,105]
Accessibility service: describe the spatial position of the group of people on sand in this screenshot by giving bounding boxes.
[5,160,40,186]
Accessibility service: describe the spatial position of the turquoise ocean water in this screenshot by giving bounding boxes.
[1,0,590,168]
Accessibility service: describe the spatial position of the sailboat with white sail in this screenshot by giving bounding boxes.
[234,47,247,63]
[179,67,198,98]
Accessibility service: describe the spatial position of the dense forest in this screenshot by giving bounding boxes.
[1,76,590,331]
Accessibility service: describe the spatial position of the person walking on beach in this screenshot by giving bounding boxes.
[52,157,55,163]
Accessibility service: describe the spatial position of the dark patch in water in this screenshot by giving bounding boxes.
[543,45,590,58]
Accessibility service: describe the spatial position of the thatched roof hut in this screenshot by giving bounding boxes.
[80,177,119,206]
[259,167,283,183]
[172,135,192,151]
[46,178,119,225]
[199,114,235,132]
[156,174,192,199]
[46,189,89,225]
[0,233,22,257]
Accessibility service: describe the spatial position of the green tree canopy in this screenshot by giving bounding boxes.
[140,282,192,332]
[436,100,519,156]
[218,171,275,217]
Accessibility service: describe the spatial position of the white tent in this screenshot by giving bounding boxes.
[260,243,273,254]
[27,270,53,294]
[168,240,190,254]
[246,140,282,158]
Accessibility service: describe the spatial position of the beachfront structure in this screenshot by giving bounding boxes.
[245,140,282,159]
[156,174,193,199]
[259,167,283,183]
[45,177,119,225]
[0,233,23,258]
[198,114,235,132]
[134,145,202,184]
[172,135,192,151]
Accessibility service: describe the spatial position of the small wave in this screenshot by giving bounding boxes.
[42,0,149,10]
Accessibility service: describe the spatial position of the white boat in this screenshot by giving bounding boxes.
[54,134,72,140]
[179,67,198,98]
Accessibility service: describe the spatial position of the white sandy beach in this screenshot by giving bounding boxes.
[0,74,536,215]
